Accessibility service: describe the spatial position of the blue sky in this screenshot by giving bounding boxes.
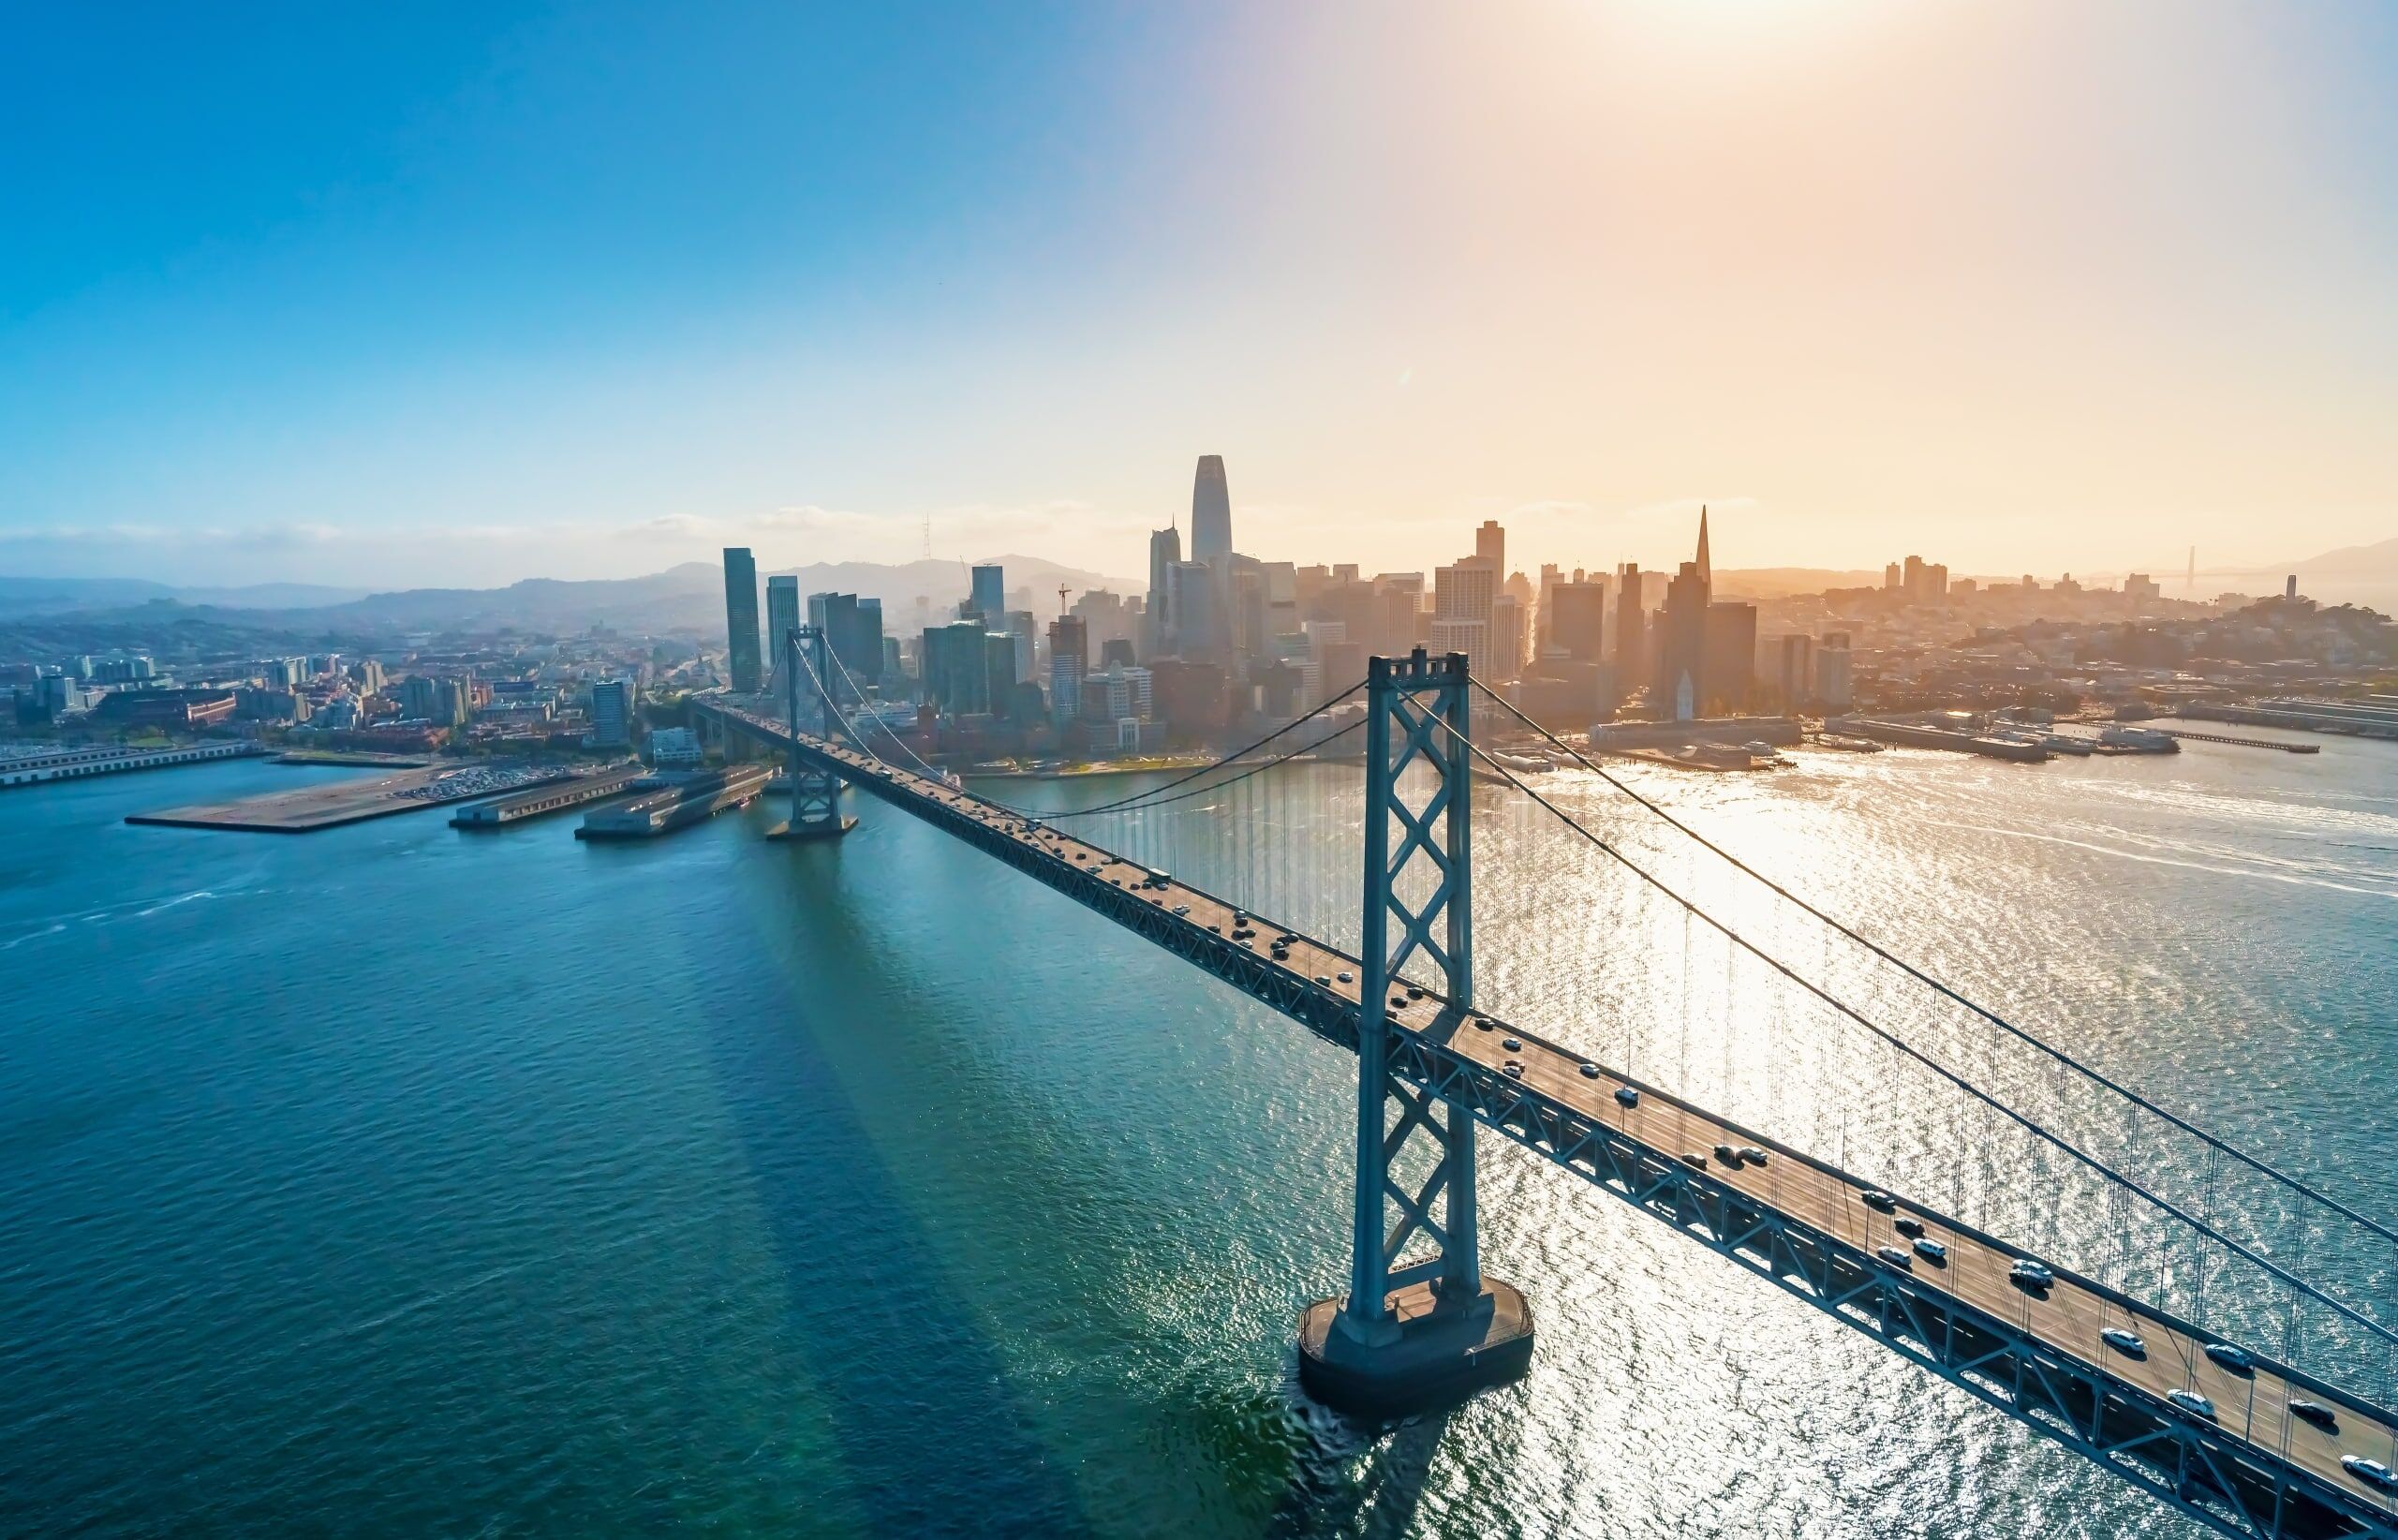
[4,2,2394,588]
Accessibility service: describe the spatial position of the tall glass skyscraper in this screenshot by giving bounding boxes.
[722,548,762,693]
[969,564,1004,622]
[1191,455,1232,571]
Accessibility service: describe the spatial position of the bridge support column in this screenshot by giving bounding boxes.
[1298,648,1532,1417]
[770,623,856,841]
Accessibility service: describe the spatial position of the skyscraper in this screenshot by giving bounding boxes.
[1551,582,1606,661]
[1653,512,1713,720]
[1614,564,1645,684]
[723,548,762,694]
[1146,526,1180,656]
[969,564,1005,622]
[765,575,799,694]
[1191,455,1232,572]
[589,678,633,748]
[1475,519,1504,572]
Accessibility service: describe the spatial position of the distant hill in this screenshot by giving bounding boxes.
[2287,534,2398,577]
[1711,567,1885,600]
[0,555,1140,639]
[0,576,369,616]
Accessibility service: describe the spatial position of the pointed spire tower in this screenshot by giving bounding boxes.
[1695,505,1711,588]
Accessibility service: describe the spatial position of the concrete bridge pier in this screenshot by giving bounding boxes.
[1297,650,1532,1416]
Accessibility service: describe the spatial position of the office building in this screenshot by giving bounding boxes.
[968,564,1005,622]
[589,678,633,748]
[1815,633,1855,709]
[920,622,994,715]
[1191,455,1232,572]
[1765,633,1816,707]
[1048,615,1088,728]
[1167,560,1221,661]
[1490,595,1528,682]
[1475,520,1504,571]
[765,575,800,696]
[1004,611,1037,684]
[1702,601,1757,710]
[1653,511,1713,720]
[1551,582,1606,661]
[1146,526,1181,657]
[723,548,762,693]
[1079,664,1153,724]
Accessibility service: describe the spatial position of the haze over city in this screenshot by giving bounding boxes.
[8,9,2398,1540]
[6,0,2394,589]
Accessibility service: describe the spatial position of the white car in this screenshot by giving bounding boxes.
[2342,1457,2398,1493]
[1875,1245,1913,1270]
[2167,1388,2216,1421]
[2101,1326,2147,1358]
[1911,1237,1948,1266]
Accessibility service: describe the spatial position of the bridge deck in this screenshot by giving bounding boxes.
[699,693,2398,1540]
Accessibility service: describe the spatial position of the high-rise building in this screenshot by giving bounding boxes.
[1433,561,1497,628]
[1191,455,1232,572]
[968,565,1005,622]
[1146,526,1181,657]
[1701,602,1756,711]
[723,548,762,693]
[1883,561,1903,590]
[921,622,995,714]
[765,575,800,693]
[1815,633,1855,709]
[1551,582,1606,661]
[1004,610,1037,683]
[1765,633,1816,707]
[589,678,633,748]
[1168,560,1221,660]
[1652,512,1713,720]
[1489,595,1527,682]
[1475,519,1504,572]
[1613,564,1645,683]
[1047,615,1088,728]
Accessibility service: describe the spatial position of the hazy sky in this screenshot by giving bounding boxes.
[3,1,2392,589]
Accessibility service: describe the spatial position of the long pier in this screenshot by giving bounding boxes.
[1,740,264,788]
[2143,727,2321,754]
[693,689,2398,1540]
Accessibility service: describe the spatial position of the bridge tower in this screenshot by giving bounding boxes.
[774,623,857,840]
[1298,648,1533,1415]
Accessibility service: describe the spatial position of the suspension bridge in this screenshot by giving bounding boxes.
[686,625,2398,1540]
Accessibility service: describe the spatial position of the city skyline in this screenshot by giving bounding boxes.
[5,2,2395,588]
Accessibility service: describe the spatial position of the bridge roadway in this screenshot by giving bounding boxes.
[697,692,2398,1540]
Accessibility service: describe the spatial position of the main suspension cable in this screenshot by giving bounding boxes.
[1473,677,2398,1251]
[1435,710,2396,1352]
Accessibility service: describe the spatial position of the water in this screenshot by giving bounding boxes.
[2,734,2392,1538]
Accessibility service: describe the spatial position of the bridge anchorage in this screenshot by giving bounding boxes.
[772,624,856,841]
[1297,649,1534,1417]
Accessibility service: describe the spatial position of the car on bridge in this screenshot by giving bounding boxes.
[2008,1259,2055,1291]
[2166,1388,2216,1421]
[2101,1327,2147,1358]
[2291,1399,2339,1431]
[2202,1342,2255,1375]
[2342,1457,2397,1493]
[1875,1245,1913,1270]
